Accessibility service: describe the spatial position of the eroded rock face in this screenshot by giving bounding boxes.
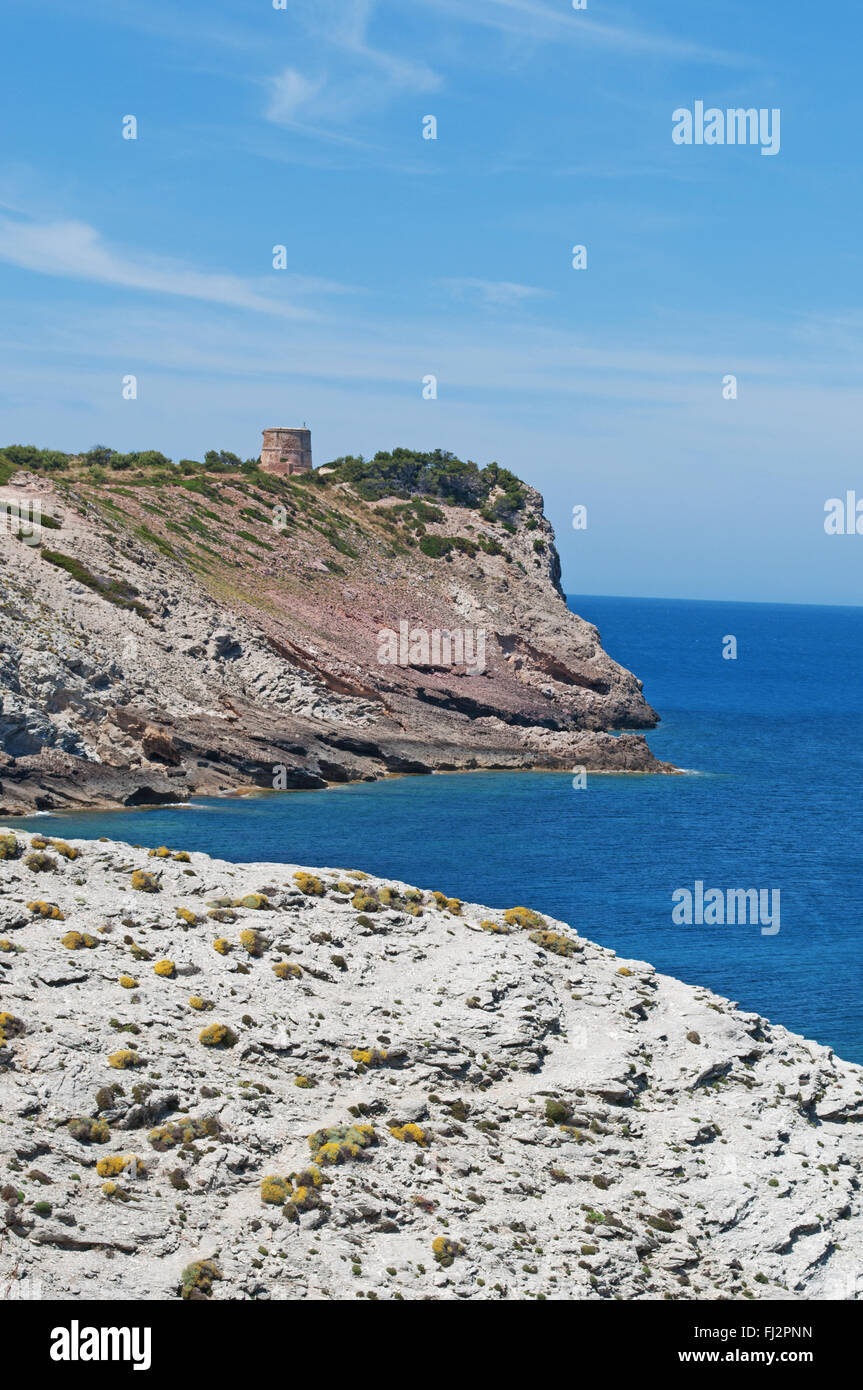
[0,832,860,1302]
[0,469,674,814]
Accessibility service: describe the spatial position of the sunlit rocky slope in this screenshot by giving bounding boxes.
[0,446,672,815]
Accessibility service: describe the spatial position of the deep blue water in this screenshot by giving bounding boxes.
[16,595,863,1062]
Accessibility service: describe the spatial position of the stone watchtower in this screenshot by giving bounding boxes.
[260,427,313,477]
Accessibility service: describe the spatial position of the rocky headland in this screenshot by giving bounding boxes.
[1,829,861,1302]
[0,447,673,816]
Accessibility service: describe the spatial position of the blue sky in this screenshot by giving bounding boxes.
[1,0,861,604]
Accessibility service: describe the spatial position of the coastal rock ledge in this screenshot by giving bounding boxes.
[1,830,860,1302]
[0,459,673,817]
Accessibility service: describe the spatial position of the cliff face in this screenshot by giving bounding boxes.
[1,832,860,1302]
[0,455,672,814]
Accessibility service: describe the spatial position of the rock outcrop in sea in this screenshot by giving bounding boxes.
[0,448,673,815]
[1,830,860,1302]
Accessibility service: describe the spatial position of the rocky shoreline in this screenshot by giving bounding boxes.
[0,732,674,820]
[1,828,861,1302]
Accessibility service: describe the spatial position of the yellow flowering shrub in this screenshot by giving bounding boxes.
[528,930,577,958]
[107,1050,140,1069]
[61,931,98,950]
[503,906,546,929]
[389,1123,430,1147]
[26,901,64,920]
[131,870,159,893]
[293,871,324,896]
[199,1023,237,1048]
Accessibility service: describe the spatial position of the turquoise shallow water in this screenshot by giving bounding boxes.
[15,595,863,1062]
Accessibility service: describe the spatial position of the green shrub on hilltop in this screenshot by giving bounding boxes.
[204,449,243,471]
[321,449,527,514]
[0,444,74,475]
[0,442,253,481]
[1,442,531,528]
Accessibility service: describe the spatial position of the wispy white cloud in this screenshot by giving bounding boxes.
[20,0,743,68]
[259,0,742,147]
[442,277,549,307]
[320,0,441,87]
[266,70,326,125]
[413,0,745,66]
[7,293,848,401]
[0,215,357,319]
[264,1,441,130]
[263,64,439,131]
